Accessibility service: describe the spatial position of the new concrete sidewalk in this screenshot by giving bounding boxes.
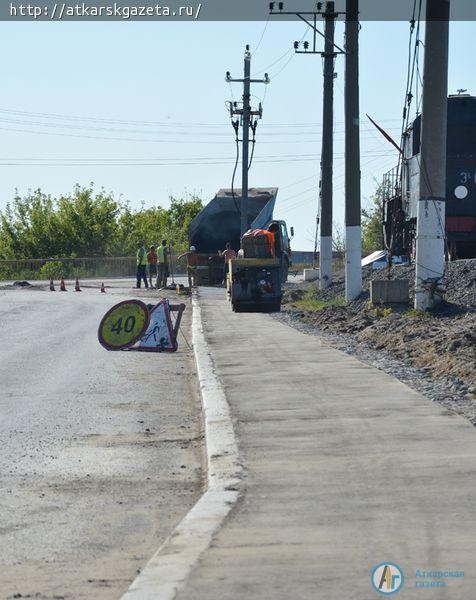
[178,288,476,600]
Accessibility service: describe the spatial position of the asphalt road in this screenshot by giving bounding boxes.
[0,280,203,599]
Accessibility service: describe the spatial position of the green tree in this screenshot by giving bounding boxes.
[361,183,384,253]
[116,193,203,255]
[0,189,60,259]
[55,185,121,256]
[117,205,169,255]
[0,186,204,259]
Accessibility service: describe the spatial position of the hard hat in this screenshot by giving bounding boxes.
[190,245,196,251]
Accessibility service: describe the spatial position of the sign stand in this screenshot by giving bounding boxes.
[132,299,186,352]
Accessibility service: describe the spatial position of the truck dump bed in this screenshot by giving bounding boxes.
[188,188,278,254]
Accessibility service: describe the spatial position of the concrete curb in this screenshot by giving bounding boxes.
[121,292,242,600]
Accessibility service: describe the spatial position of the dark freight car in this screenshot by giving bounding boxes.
[383,94,476,259]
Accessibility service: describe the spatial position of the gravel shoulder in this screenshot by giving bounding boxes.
[277,259,476,425]
[0,281,204,599]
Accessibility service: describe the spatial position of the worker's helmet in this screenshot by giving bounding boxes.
[190,245,196,252]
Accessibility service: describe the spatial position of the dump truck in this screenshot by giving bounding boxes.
[188,187,293,312]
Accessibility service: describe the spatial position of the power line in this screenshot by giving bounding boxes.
[0,150,395,162]
[0,152,395,167]
[253,15,271,56]
[0,123,400,146]
[0,106,401,129]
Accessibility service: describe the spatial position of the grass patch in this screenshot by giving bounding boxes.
[291,289,346,312]
[366,300,393,318]
[405,308,431,318]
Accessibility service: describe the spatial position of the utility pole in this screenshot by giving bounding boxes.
[241,53,251,238]
[344,0,362,301]
[226,47,270,237]
[320,2,336,289]
[414,0,450,310]
[269,2,344,289]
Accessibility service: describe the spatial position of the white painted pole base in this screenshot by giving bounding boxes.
[319,235,333,289]
[414,199,446,311]
[345,225,362,302]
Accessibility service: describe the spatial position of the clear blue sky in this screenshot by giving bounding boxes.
[0,18,474,250]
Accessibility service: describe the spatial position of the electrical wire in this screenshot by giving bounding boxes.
[253,15,271,56]
[384,0,423,260]
[279,156,398,213]
[230,120,240,213]
[251,48,294,77]
[0,124,401,146]
[252,24,309,78]
[0,152,394,168]
[0,106,401,130]
[248,120,258,170]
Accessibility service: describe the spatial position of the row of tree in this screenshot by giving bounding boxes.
[0,185,203,260]
[0,182,384,261]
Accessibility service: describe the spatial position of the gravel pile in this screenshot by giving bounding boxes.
[288,258,476,308]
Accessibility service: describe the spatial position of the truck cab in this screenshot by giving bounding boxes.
[267,220,292,282]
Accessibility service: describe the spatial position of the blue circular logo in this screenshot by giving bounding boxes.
[371,562,404,595]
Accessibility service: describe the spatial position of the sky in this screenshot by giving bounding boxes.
[0,16,474,250]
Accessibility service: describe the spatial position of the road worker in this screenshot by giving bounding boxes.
[177,246,199,289]
[157,239,169,289]
[218,242,237,285]
[136,241,149,289]
[147,245,158,288]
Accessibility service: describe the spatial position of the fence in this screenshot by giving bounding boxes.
[0,256,187,281]
[0,251,346,281]
[291,251,345,273]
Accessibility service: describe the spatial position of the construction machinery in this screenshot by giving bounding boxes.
[188,187,292,311]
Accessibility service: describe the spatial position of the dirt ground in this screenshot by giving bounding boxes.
[281,260,476,392]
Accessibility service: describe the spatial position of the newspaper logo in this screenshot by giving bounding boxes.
[371,563,404,595]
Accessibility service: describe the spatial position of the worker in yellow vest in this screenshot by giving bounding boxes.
[156,239,170,289]
[136,241,149,289]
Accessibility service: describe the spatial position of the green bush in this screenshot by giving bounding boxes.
[38,261,65,279]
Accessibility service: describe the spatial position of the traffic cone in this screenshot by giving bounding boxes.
[60,277,67,291]
[100,282,106,293]
[49,277,55,291]
[74,277,81,292]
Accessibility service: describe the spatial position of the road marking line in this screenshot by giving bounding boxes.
[121,291,242,600]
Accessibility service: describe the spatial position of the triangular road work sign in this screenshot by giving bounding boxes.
[135,299,178,352]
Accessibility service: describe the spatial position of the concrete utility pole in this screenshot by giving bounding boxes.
[269,1,345,289]
[344,0,362,301]
[226,47,269,237]
[414,0,450,311]
[241,52,251,237]
[320,2,336,289]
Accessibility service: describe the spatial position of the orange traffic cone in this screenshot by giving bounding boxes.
[100,282,106,293]
[49,277,55,291]
[60,277,67,291]
[74,277,81,292]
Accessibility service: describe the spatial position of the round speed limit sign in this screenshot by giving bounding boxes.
[98,299,150,351]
